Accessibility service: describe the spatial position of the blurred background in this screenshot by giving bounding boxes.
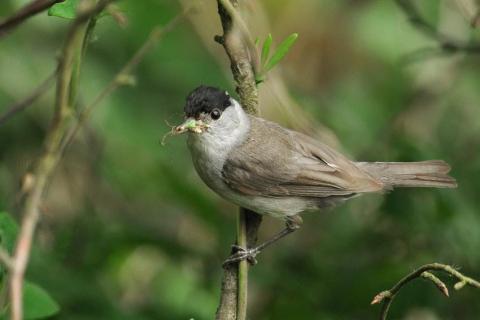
[1,0,480,319]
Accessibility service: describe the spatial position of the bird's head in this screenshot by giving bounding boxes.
[175,85,243,135]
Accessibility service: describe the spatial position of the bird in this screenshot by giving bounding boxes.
[173,85,457,265]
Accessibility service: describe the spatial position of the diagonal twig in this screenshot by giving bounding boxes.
[0,70,57,127]
[395,0,480,55]
[2,1,188,319]
[59,8,192,154]
[0,0,65,38]
[451,0,480,28]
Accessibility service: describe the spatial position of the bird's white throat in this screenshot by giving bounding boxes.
[187,99,250,191]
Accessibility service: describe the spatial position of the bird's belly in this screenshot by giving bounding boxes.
[229,195,311,218]
[191,152,308,218]
[188,134,310,219]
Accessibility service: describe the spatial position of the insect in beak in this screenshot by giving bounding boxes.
[174,118,209,134]
[161,117,210,146]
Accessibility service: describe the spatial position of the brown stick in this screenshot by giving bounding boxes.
[215,0,259,113]
[214,1,262,320]
[0,0,65,38]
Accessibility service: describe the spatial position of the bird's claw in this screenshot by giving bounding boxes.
[222,245,259,267]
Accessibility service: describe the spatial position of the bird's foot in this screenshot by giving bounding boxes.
[222,245,260,267]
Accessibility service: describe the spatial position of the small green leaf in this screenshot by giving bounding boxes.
[0,282,60,319]
[264,33,298,72]
[261,33,273,68]
[255,74,265,85]
[48,0,79,19]
[0,211,18,253]
[23,281,60,319]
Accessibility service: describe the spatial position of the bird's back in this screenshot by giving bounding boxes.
[221,116,384,211]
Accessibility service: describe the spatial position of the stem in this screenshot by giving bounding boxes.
[10,21,84,320]
[372,263,480,320]
[236,210,248,320]
[0,0,64,38]
[8,1,113,319]
[0,70,56,127]
[395,0,480,54]
[59,8,190,154]
[216,0,259,113]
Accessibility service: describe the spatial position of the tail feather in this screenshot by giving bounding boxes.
[356,160,457,189]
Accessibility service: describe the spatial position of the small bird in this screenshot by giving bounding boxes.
[174,85,457,264]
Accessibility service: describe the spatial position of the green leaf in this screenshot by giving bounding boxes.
[0,211,18,253]
[0,282,60,320]
[48,0,80,19]
[255,74,265,85]
[261,33,273,68]
[264,33,298,72]
[23,281,60,320]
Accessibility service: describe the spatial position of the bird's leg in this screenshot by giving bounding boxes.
[223,215,303,266]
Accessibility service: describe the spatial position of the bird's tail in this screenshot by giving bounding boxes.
[355,160,457,189]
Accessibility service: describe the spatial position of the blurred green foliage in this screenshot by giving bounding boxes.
[1,0,480,319]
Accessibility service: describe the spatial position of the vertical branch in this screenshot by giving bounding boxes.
[216,0,259,113]
[9,1,113,319]
[214,1,262,320]
[236,209,262,320]
[235,210,248,320]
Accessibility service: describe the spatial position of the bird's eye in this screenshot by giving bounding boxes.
[211,108,222,120]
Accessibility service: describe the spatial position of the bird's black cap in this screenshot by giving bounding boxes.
[184,85,231,118]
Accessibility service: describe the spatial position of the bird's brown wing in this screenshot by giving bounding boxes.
[221,117,383,198]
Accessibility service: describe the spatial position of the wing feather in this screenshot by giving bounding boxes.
[222,117,383,198]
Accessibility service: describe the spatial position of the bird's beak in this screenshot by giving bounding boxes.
[174,118,209,134]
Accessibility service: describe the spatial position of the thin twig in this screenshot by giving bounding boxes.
[5,4,186,317]
[214,1,262,320]
[59,9,190,154]
[451,0,480,28]
[9,2,114,319]
[0,70,56,127]
[0,0,64,38]
[371,263,480,320]
[395,0,480,55]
